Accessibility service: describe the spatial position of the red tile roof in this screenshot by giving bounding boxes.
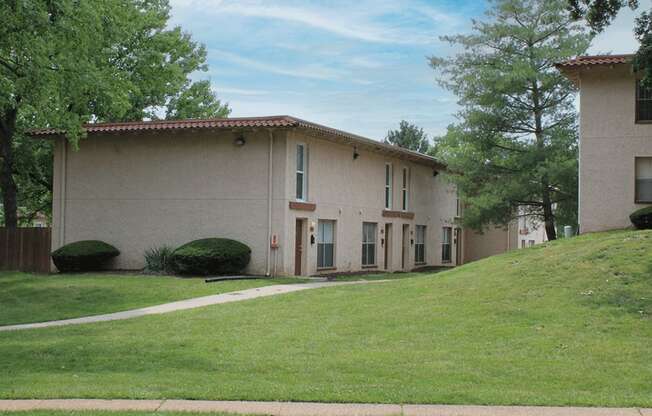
[28,115,297,136]
[555,54,633,68]
[30,115,445,169]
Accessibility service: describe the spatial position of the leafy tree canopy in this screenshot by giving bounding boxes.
[166,80,231,120]
[0,0,229,227]
[384,120,430,153]
[431,0,592,240]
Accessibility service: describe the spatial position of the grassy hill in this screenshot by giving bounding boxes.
[1,229,651,407]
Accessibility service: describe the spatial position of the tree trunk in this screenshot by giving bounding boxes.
[542,184,557,241]
[531,79,556,240]
[0,109,18,228]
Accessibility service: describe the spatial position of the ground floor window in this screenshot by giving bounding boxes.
[442,227,452,263]
[362,222,377,266]
[317,220,335,268]
[415,225,426,263]
[529,240,535,247]
[636,157,652,203]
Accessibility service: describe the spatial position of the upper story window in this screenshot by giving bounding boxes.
[296,144,307,200]
[401,167,409,211]
[636,157,652,203]
[455,189,461,217]
[636,80,652,122]
[384,163,393,209]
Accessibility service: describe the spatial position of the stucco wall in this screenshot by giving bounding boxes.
[52,129,288,274]
[463,223,517,263]
[579,65,652,232]
[282,131,460,276]
[51,126,483,276]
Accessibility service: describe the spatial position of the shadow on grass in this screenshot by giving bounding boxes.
[582,256,652,318]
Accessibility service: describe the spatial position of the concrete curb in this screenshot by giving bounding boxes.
[0,400,648,415]
[0,280,385,332]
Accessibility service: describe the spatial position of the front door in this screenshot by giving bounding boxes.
[384,223,392,270]
[401,224,409,270]
[294,219,303,275]
[455,227,462,266]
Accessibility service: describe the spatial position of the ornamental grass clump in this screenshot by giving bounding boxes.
[143,245,175,274]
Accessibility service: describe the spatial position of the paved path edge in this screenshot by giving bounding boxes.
[0,399,648,415]
[0,280,386,332]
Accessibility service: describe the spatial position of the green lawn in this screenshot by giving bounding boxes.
[1,230,651,407]
[0,412,231,416]
[0,272,302,325]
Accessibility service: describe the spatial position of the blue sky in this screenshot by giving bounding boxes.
[169,0,639,141]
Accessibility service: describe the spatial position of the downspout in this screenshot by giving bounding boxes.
[266,130,274,276]
[59,138,67,248]
[577,75,582,234]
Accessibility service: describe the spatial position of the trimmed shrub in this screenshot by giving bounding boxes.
[143,245,174,274]
[630,206,652,229]
[169,238,251,276]
[52,240,120,272]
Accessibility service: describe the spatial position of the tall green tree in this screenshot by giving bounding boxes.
[431,0,592,240]
[567,1,652,83]
[384,120,430,153]
[166,80,231,120]
[0,0,229,227]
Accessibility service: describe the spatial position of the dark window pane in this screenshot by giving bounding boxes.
[637,178,652,201]
[637,81,652,121]
[296,172,303,199]
[324,244,334,267]
[297,145,304,170]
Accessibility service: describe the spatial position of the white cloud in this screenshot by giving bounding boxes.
[209,49,345,81]
[348,56,384,69]
[171,0,461,45]
[212,86,270,96]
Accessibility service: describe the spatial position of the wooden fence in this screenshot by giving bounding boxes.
[0,228,52,273]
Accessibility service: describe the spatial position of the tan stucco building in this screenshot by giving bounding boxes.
[34,116,510,276]
[558,54,652,233]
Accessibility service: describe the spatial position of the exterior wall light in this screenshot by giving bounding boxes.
[234,135,246,146]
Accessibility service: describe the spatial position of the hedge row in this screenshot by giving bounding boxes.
[52,238,251,275]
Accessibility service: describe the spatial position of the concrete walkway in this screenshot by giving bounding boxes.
[0,280,379,332]
[0,399,649,415]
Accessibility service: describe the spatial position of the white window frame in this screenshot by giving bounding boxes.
[441,227,452,263]
[384,163,393,210]
[415,225,426,264]
[317,220,335,269]
[401,167,409,211]
[296,143,307,201]
[362,222,377,266]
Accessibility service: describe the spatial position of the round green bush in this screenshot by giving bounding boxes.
[169,238,251,276]
[630,206,652,229]
[52,240,120,272]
